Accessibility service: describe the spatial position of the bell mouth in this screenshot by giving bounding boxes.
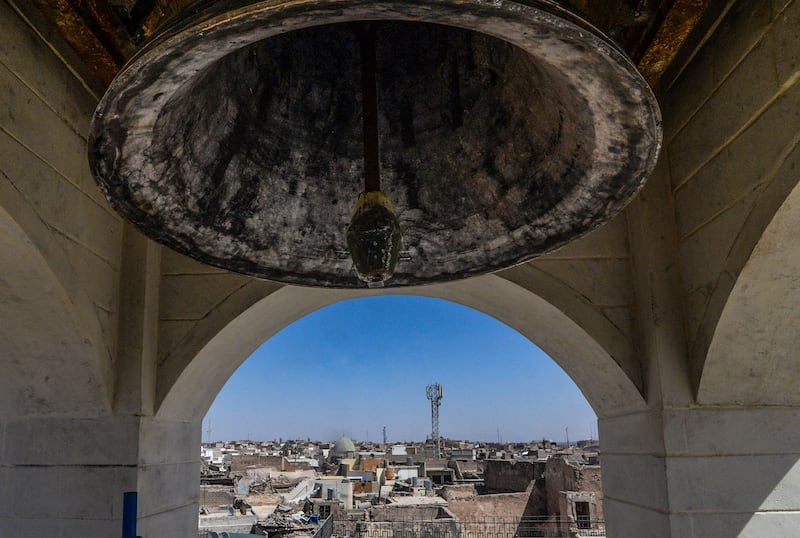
[90,0,661,288]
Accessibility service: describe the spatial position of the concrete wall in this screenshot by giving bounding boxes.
[596,2,800,536]
[483,460,542,493]
[350,519,460,538]
[0,0,119,419]
[542,458,603,521]
[447,460,602,525]
[0,4,201,534]
[316,478,354,509]
[371,505,447,521]
[0,416,199,536]
[442,484,537,521]
[231,454,312,472]
[664,0,800,398]
[231,454,276,471]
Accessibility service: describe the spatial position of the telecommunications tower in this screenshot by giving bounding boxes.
[426,383,444,459]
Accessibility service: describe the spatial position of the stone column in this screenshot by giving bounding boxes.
[137,417,202,536]
[603,153,800,536]
[0,415,200,536]
[0,417,137,536]
[600,407,800,538]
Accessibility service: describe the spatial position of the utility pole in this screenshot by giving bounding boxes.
[426,383,443,459]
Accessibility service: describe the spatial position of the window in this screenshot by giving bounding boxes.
[575,501,591,529]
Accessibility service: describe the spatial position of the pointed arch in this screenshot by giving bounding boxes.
[0,195,112,417]
[699,180,800,404]
[157,273,646,421]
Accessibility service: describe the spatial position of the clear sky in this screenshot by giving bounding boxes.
[204,295,597,444]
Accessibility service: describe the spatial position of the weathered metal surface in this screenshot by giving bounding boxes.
[74,0,137,61]
[31,0,715,91]
[89,0,662,287]
[638,0,710,86]
[571,0,662,56]
[30,0,123,86]
[346,192,402,286]
[138,0,195,40]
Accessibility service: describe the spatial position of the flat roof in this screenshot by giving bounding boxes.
[387,496,447,506]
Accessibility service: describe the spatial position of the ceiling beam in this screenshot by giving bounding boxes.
[31,0,716,94]
[637,0,711,87]
[30,0,135,87]
[73,0,137,62]
[139,0,195,40]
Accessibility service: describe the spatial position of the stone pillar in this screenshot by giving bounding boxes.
[600,407,800,538]
[137,418,202,536]
[0,416,200,536]
[0,417,138,536]
[599,410,671,537]
[603,99,800,536]
[114,228,204,535]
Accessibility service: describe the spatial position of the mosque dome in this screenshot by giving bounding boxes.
[332,436,356,456]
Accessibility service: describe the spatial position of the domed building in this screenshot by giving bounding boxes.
[330,435,357,461]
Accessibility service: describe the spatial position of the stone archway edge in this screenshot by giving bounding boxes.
[156,273,647,421]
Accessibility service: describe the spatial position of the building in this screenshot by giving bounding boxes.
[329,436,357,462]
[543,457,604,535]
[313,476,354,514]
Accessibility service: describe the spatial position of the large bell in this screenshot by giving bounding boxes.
[89,0,661,288]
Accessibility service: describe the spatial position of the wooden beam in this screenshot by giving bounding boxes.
[140,0,195,40]
[624,0,675,63]
[637,0,710,87]
[71,0,137,63]
[30,0,120,86]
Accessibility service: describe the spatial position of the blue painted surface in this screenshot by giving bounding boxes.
[121,491,137,538]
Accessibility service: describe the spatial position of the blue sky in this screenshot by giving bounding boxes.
[204,295,597,444]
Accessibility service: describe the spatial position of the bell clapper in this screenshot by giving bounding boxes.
[346,23,403,286]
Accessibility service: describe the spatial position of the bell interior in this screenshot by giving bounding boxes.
[91,8,661,288]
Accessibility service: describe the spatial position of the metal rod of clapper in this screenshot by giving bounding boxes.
[359,24,381,193]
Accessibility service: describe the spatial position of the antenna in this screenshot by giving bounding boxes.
[426,383,443,459]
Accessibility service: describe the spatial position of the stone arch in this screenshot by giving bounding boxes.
[698,179,800,405]
[156,272,646,422]
[0,194,112,417]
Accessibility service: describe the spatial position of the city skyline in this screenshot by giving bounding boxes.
[204,295,597,443]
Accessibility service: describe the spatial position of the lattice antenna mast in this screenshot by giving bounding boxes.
[426,383,443,459]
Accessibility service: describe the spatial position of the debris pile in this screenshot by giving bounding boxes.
[253,505,320,537]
